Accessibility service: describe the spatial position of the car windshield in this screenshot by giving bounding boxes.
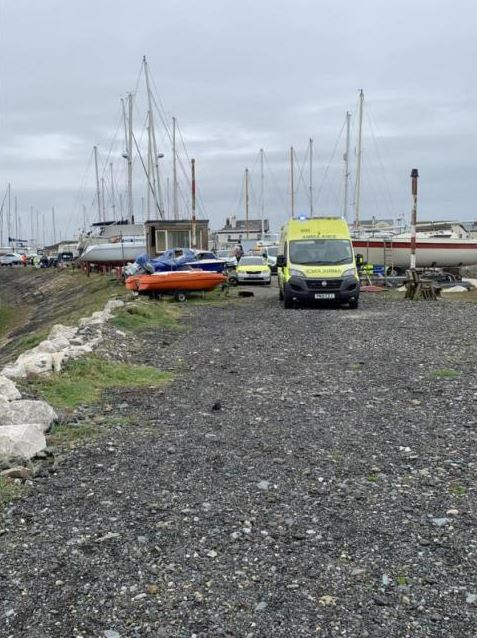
[267,246,278,257]
[289,239,353,265]
[240,257,265,265]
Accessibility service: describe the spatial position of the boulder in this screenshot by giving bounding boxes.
[4,352,54,377]
[0,400,57,433]
[0,376,21,401]
[104,299,125,312]
[48,324,78,341]
[0,424,46,461]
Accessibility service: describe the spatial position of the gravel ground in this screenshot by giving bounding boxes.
[1,288,477,637]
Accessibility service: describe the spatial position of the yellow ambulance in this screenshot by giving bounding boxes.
[276,216,360,308]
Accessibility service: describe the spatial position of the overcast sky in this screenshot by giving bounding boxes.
[0,0,476,244]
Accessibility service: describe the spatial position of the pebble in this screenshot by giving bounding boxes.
[255,602,267,611]
[104,631,120,638]
[257,480,270,490]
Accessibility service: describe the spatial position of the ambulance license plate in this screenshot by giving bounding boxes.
[314,293,335,299]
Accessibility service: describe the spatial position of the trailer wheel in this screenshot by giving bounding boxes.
[174,291,187,303]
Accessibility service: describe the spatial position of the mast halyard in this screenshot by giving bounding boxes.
[354,89,364,229]
[143,55,164,219]
[343,111,351,221]
[93,146,102,223]
[172,116,179,220]
[260,148,264,239]
[110,162,116,220]
[290,146,295,218]
[127,93,134,223]
[245,168,249,239]
[309,138,313,217]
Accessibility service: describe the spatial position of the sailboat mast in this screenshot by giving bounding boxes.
[354,90,364,229]
[143,56,163,218]
[101,177,106,222]
[309,138,313,217]
[14,196,18,240]
[51,207,56,244]
[7,183,11,242]
[110,162,116,219]
[191,158,197,248]
[260,148,265,239]
[343,111,351,220]
[93,146,102,222]
[245,168,249,239]
[290,147,295,218]
[127,93,134,223]
[172,116,178,220]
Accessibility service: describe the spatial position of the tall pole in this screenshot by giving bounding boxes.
[191,159,197,248]
[290,147,295,218]
[173,116,179,220]
[82,204,87,231]
[52,207,56,244]
[36,209,39,249]
[166,177,170,219]
[343,111,351,220]
[354,90,364,229]
[410,169,419,270]
[260,148,265,239]
[14,196,18,240]
[7,183,11,242]
[245,168,249,239]
[309,138,314,217]
[93,146,102,222]
[101,177,106,222]
[146,118,152,219]
[143,56,164,218]
[30,206,34,246]
[110,162,116,220]
[127,93,134,223]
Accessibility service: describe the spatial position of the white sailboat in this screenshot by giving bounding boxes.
[348,91,477,272]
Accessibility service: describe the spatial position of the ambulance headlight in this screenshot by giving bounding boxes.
[342,268,357,278]
[290,268,305,278]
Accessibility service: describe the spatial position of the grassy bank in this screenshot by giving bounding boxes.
[25,355,171,410]
[0,269,126,366]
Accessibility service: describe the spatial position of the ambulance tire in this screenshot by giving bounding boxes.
[283,287,294,309]
[349,298,359,309]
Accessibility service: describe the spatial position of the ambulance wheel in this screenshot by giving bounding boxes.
[283,288,294,309]
[349,298,359,309]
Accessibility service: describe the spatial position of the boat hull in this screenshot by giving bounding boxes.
[79,241,146,265]
[353,238,477,269]
[126,271,227,293]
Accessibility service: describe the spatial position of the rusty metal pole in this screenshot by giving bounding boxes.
[410,168,419,269]
[191,158,197,248]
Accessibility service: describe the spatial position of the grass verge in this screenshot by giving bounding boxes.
[111,299,181,331]
[25,355,172,409]
[430,368,460,379]
[0,476,24,510]
[0,302,18,340]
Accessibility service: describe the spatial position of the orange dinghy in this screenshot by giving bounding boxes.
[126,270,227,294]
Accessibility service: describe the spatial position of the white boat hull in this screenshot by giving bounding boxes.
[353,237,477,269]
[79,241,146,265]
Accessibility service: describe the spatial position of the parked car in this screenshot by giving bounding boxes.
[236,256,271,285]
[0,252,22,266]
[215,249,238,268]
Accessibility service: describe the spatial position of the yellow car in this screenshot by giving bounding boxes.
[236,256,272,285]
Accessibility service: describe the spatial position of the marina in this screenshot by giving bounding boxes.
[0,2,477,636]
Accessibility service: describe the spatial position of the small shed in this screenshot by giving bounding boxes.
[145,219,209,257]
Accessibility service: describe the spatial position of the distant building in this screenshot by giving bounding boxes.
[359,218,395,230]
[144,219,209,257]
[216,216,270,243]
[43,241,78,257]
